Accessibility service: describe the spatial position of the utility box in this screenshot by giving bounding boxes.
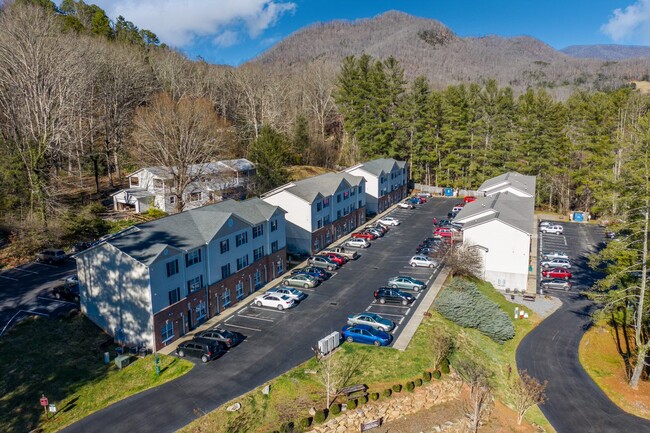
[317,331,341,356]
[115,355,130,369]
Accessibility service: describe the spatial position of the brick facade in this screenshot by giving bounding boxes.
[378,186,407,213]
[310,207,366,254]
[153,289,208,350]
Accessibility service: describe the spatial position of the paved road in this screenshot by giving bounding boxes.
[517,222,650,433]
[61,197,457,433]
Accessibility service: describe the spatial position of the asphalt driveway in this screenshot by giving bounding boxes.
[517,222,650,433]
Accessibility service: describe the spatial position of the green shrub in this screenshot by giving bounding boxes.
[297,417,312,430]
[347,399,357,410]
[145,208,167,219]
[405,381,415,392]
[370,392,379,401]
[434,279,515,343]
[440,358,450,374]
[358,395,368,404]
[314,409,327,424]
[433,370,441,380]
[382,389,392,398]
[392,384,402,393]
[415,378,423,387]
[422,371,432,382]
[279,421,294,433]
[329,403,341,415]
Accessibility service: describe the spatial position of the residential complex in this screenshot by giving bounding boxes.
[345,158,408,214]
[75,198,286,351]
[112,159,256,214]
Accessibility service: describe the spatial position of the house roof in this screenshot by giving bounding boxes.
[127,159,255,179]
[458,192,534,235]
[102,198,281,266]
[264,172,365,204]
[350,158,406,177]
[478,172,536,197]
[111,188,155,199]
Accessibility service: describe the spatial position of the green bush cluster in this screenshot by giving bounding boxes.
[314,409,327,424]
[433,370,441,380]
[422,371,432,382]
[434,279,515,343]
[440,358,450,374]
[298,417,312,430]
[279,421,294,433]
[358,395,368,404]
[392,384,402,393]
[347,399,357,410]
[415,378,423,387]
[382,389,392,398]
[329,403,341,415]
[405,381,415,392]
[370,392,379,401]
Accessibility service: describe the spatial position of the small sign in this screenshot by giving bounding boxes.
[40,395,48,407]
[360,418,382,432]
[48,404,57,413]
[444,188,453,197]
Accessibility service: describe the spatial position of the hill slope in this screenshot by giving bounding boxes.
[562,44,650,60]
[251,11,647,95]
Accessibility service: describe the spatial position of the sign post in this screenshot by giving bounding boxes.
[40,394,49,419]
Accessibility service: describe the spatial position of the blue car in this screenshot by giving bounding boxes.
[341,324,393,347]
[291,267,329,281]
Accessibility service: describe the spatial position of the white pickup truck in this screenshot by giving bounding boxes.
[323,246,358,260]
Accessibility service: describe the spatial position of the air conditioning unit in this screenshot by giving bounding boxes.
[115,355,130,369]
[317,331,341,356]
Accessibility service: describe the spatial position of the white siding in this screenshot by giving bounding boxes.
[149,249,186,314]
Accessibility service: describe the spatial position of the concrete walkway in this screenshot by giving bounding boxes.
[392,266,450,351]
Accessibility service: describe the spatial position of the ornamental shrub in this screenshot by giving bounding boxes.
[329,403,341,415]
[298,417,312,430]
[422,371,432,381]
[415,378,423,387]
[358,395,368,404]
[370,392,379,401]
[434,279,515,343]
[314,409,327,424]
[392,384,402,393]
[382,389,392,398]
[347,399,357,410]
[279,421,294,433]
[405,381,415,392]
[433,370,441,380]
[440,358,450,374]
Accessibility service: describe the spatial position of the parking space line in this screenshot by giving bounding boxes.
[37,297,78,306]
[370,302,411,309]
[14,267,38,274]
[248,306,286,314]
[223,322,262,332]
[237,314,274,322]
[367,311,406,318]
[392,325,400,334]
[0,275,18,281]
[32,262,59,269]
[0,309,50,337]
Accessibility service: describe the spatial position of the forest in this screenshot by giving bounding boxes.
[1,0,650,262]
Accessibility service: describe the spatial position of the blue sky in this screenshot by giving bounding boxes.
[89,0,650,65]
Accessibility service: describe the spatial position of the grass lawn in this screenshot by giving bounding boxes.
[0,313,193,433]
[287,165,332,182]
[179,277,554,433]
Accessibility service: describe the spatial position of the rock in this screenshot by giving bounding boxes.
[434,426,442,432]
[226,402,241,412]
[262,384,270,395]
[309,407,316,416]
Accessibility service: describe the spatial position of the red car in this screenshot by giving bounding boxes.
[416,195,427,203]
[319,252,346,265]
[433,227,453,239]
[351,231,376,240]
[542,267,572,280]
[464,196,477,203]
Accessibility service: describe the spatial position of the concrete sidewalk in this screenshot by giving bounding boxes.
[392,266,450,351]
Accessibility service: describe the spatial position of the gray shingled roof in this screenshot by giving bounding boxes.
[457,192,534,235]
[478,172,536,197]
[129,159,255,179]
[104,198,280,265]
[111,188,155,198]
[274,172,364,203]
[356,158,404,176]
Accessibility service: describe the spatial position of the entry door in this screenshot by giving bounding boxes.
[187,307,193,330]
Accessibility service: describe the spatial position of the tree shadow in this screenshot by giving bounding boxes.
[609,309,633,381]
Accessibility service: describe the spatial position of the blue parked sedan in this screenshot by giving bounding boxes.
[341,324,393,347]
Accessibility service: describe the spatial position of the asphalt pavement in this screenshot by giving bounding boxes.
[517,222,650,433]
[60,197,457,433]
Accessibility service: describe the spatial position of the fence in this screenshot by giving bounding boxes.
[413,183,486,198]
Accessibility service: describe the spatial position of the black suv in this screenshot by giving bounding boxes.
[52,285,80,303]
[196,328,244,348]
[175,338,226,363]
[374,288,415,306]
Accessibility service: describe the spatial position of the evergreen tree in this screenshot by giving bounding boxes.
[248,126,291,194]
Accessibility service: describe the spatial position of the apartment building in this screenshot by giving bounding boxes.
[345,158,407,214]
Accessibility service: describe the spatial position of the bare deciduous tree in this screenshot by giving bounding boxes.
[445,243,485,278]
[456,359,493,433]
[510,369,547,425]
[132,92,229,212]
[315,351,362,408]
[430,331,454,370]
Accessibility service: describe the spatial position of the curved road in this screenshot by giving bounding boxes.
[517,223,650,433]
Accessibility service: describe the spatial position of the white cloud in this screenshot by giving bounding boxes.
[601,0,650,42]
[90,0,295,47]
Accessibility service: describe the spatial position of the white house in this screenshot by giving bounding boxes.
[261,172,366,255]
[454,172,536,292]
[75,198,286,351]
[112,159,256,214]
[345,158,407,214]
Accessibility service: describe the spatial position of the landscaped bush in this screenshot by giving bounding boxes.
[298,417,312,430]
[405,381,415,392]
[392,384,402,393]
[382,389,392,398]
[347,399,357,410]
[433,370,441,380]
[440,358,450,374]
[358,395,368,404]
[370,392,379,401]
[422,371,432,382]
[314,409,327,424]
[279,421,294,433]
[415,378,423,387]
[329,403,341,415]
[434,279,515,343]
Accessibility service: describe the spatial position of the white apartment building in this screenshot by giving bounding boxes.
[345,158,407,214]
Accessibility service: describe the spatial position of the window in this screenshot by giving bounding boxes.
[254,270,262,288]
[186,249,201,267]
[154,179,164,189]
[325,231,331,244]
[276,259,284,275]
[317,219,323,229]
[221,263,231,279]
[169,195,176,204]
[351,187,356,196]
[271,241,278,253]
[130,176,139,186]
[323,197,330,208]
[337,194,341,203]
[253,246,264,261]
[222,289,231,307]
[236,232,248,247]
[359,184,363,193]
[161,321,174,343]
[195,301,207,321]
[189,191,202,202]
[236,281,245,300]
[236,255,249,271]
[337,210,341,220]
[187,276,202,294]
[270,219,278,232]
[313,238,320,252]
[343,191,349,199]
[324,215,331,225]
[316,201,322,212]
[359,200,363,209]
[220,239,229,254]
[252,224,264,239]
[168,287,180,306]
[166,259,179,277]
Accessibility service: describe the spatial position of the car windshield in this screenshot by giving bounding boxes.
[288,288,300,295]
[280,295,291,301]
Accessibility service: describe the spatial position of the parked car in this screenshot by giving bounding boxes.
[408,197,422,205]
[378,216,400,226]
[318,252,347,266]
[283,273,320,288]
[323,246,358,260]
[541,258,571,269]
[436,219,452,227]
[341,324,393,347]
[416,195,427,203]
[266,286,307,302]
[418,192,432,198]
[196,328,244,348]
[254,293,296,310]
[452,205,464,213]
[345,238,370,248]
[542,251,570,260]
[36,249,66,264]
[367,223,388,234]
[539,221,553,228]
[351,231,376,240]
[52,284,80,302]
[398,201,414,209]
[364,228,384,238]
[540,278,572,291]
[409,255,439,268]
[541,225,564,235]
[416,246,438,256]
[64,274,79,287]
[374,287,416,305]
[71,242,91,253]
[175,338,226,363]
[291,266,330,281]
[464,196,477,203]
[387,276,426,291]
[433,227,453,239]
[347,312,395,332]
[308,255,340,270]
[541,267,572,280]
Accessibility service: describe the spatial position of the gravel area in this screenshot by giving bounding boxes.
[503,293,562,319]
